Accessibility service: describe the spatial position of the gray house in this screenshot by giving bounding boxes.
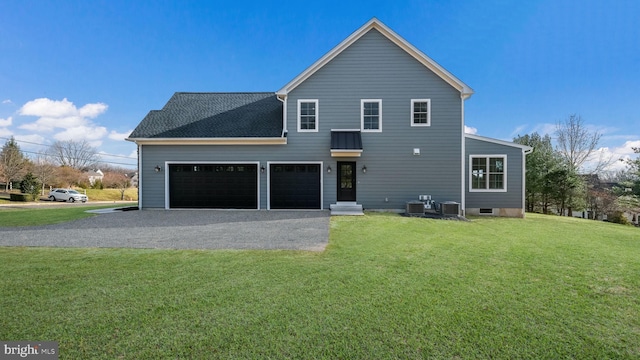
[127,18,532,217]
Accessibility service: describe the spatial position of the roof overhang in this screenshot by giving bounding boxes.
[465,133,533,153]
[276,17,474,99]
[125,137,287,145]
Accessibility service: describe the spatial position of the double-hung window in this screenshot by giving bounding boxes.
[470,155,507,191]
[298,99,318,132]
[361,99,382,132]
[411,99,431,126]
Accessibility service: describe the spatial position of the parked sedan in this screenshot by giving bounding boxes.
[48,188,88,203]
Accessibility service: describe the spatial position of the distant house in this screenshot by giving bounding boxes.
[85,169,104,186]
[127,18,532,216]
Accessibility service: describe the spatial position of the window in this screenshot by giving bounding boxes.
[297,99,318,132]
[470,155,506,192]
[361,99,382,132]
[411,99,431,126]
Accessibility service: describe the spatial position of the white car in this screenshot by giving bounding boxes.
[49,189,88,203]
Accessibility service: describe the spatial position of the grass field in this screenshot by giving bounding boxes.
[0,213,638,359]
[0,204,137,227]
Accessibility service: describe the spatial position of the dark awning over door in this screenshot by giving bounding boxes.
[331,131,363,157]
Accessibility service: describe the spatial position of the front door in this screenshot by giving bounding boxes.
[337,161,356,201]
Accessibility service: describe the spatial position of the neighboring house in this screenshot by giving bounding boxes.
[85,169,104,186]
[127,18,532,217]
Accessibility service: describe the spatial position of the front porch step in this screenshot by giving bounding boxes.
[330,202,364,216]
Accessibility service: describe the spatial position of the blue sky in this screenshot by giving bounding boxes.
[1,0,638,170]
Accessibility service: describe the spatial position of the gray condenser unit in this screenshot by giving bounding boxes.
[406,201,425,216]
[439,201,460,216]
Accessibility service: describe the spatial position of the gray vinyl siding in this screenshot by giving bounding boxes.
[286,29,463,209]
[465,137,525,209]
[139,28,465,210]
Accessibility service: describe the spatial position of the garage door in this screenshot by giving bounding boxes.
[270,164,321,209]
[169,164,258,209]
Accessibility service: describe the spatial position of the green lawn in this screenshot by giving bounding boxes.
[0,213,638,359]
[0,204,136,227]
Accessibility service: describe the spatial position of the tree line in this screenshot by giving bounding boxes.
[514,115,639,224]
[0,137,136,200]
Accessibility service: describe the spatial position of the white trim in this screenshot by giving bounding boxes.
[468,155,508,193]
[465,133,533,151]
[460,98,465,214]
[126,138,287,145]
[297,99,319,132]
[331,128,361,132]
[410,99,431,127]
[361,99,382,132]
[164,161,261,210]
[522,148,528,214]
[266,161,324,210]
[275,18,473,98]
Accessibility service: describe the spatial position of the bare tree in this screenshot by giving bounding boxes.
[49,139,99,171]
[0,136,28,191]
[102,172,131,200]
[555,114,612,173]
[32,155,57,195]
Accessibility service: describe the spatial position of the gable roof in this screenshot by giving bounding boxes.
[276,17,474,99]
[127,92,284,141]
[465,133,533,153]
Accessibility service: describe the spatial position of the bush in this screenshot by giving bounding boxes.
[10,193,33,202]
[19,173,41,200]
[608,211,631,225]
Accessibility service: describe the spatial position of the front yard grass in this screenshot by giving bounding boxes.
[0,204,136,227]
[0,213,638,359]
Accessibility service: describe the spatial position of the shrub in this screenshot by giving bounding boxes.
[608,211,631,225]
[19,173,41,201]
[10,193,32,202]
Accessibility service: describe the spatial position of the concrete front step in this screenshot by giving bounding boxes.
[330,202,364,216]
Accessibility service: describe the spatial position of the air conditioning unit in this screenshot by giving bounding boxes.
[439,201,460,216]
[406,201,425,216]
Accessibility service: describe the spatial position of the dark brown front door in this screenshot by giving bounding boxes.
[337,161,356,201]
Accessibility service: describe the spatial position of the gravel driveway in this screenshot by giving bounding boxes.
[0,209,330,251]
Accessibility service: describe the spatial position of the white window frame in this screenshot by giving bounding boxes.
[361,99,382,133]
[411,99,431,127]
[469,155,507,192]
[297,99,318,132]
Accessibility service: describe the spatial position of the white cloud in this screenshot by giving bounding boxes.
[54,125,108,142]
[531,123,557,137]
[0,116,12,127]
[582,140,640,173]
[0,127,12,137]
[108,129,132,141]
[509,125,528,138]
[2,99,13,104]
[464,125,477,134]
[18,98,108,133]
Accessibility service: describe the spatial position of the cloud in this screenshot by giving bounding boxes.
[18,98,108,133]
[0,116,12,127]
[509,125,528,138]
[464,125,477,134]
[2,99,13,104]
[0,127,12,138]
[582,140,640,173]
[531,123,557,137]
[108,129,132,141]
[54,125,108,142]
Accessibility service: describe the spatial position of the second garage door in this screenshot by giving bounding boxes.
[270,164,321,209]
[169,164,258,209]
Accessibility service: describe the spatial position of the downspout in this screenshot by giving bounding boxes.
[277,94,287,138]
[522,147,534,217]
[460,94,466,216]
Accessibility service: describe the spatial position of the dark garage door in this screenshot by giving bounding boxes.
[270,164,321,209]
[169,164,258,209]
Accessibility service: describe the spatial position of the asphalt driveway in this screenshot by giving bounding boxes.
[0,209,330,251]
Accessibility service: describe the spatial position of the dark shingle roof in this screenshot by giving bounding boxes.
[331,131,363,150]
[129,92,283,138]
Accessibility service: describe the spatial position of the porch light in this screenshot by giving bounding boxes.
[154,165,162,172]
[362,165,367,173]
[327,166,332,173]
[260,165,265,173]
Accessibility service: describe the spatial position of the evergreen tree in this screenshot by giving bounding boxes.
[0,136,28,191]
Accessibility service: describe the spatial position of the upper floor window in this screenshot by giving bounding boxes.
[361,99,382,132]
[470,155,507,192]
[297,99,318,132]
[411,99,431,126]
